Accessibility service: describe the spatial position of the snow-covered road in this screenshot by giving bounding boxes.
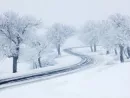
[0,46,130,98]
[0,47,92,89]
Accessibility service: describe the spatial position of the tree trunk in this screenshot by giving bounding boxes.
[13,43,20,73]
[12,36,20,73]
[114,48,118,55]
[13,56,18,73]
[38,57,42,68]
[124,49,129,59]
[119,45,124,63]
[90,45,93,52]
[94,44,96,52]
[33,62,37,69]
[127,47,130,58]
[106,50,110,54]
[57,44,61,55]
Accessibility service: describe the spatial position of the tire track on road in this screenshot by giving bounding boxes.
[0,47,93,89]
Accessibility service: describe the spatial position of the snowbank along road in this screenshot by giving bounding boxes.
[0,47,93,89]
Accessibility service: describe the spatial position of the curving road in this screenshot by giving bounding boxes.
[0,47,93,89]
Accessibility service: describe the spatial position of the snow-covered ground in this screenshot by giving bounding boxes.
[0,45,130,98]
[0,35,82,78]
[0,50,80,79]
[0,36,130,98]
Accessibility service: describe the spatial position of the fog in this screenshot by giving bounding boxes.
[0,0,129,26]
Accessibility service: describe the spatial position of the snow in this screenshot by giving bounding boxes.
[0,35,82,78]
[63,35,84,48]
[0,50,80,79]
[0,46,130,98]
[0,33,82,77]
[0,1,130,97]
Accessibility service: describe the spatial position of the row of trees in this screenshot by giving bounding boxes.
[80,13,130,63]
[0,12,73,73]
[0,11,129,73]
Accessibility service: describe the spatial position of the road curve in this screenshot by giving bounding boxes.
[0,47,93,89]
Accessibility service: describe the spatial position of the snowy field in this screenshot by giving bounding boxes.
[0,0,130,97]
[0,36,82,79]
[0,35,82,75]
[0,50,81,79]
[0,45,130,98]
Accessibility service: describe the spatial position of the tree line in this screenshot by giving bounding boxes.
[0,11,129,73]
[79,13,130,63]
[0,11,74,73]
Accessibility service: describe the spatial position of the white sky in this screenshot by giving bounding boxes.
[0,0,130,27]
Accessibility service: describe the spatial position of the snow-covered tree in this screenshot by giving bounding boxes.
[47,23,74,55]
[80,21,101,52]
[109,13,130,62]
[99,20,117,54]
[0,11,41,73]
[23,33,54,68]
